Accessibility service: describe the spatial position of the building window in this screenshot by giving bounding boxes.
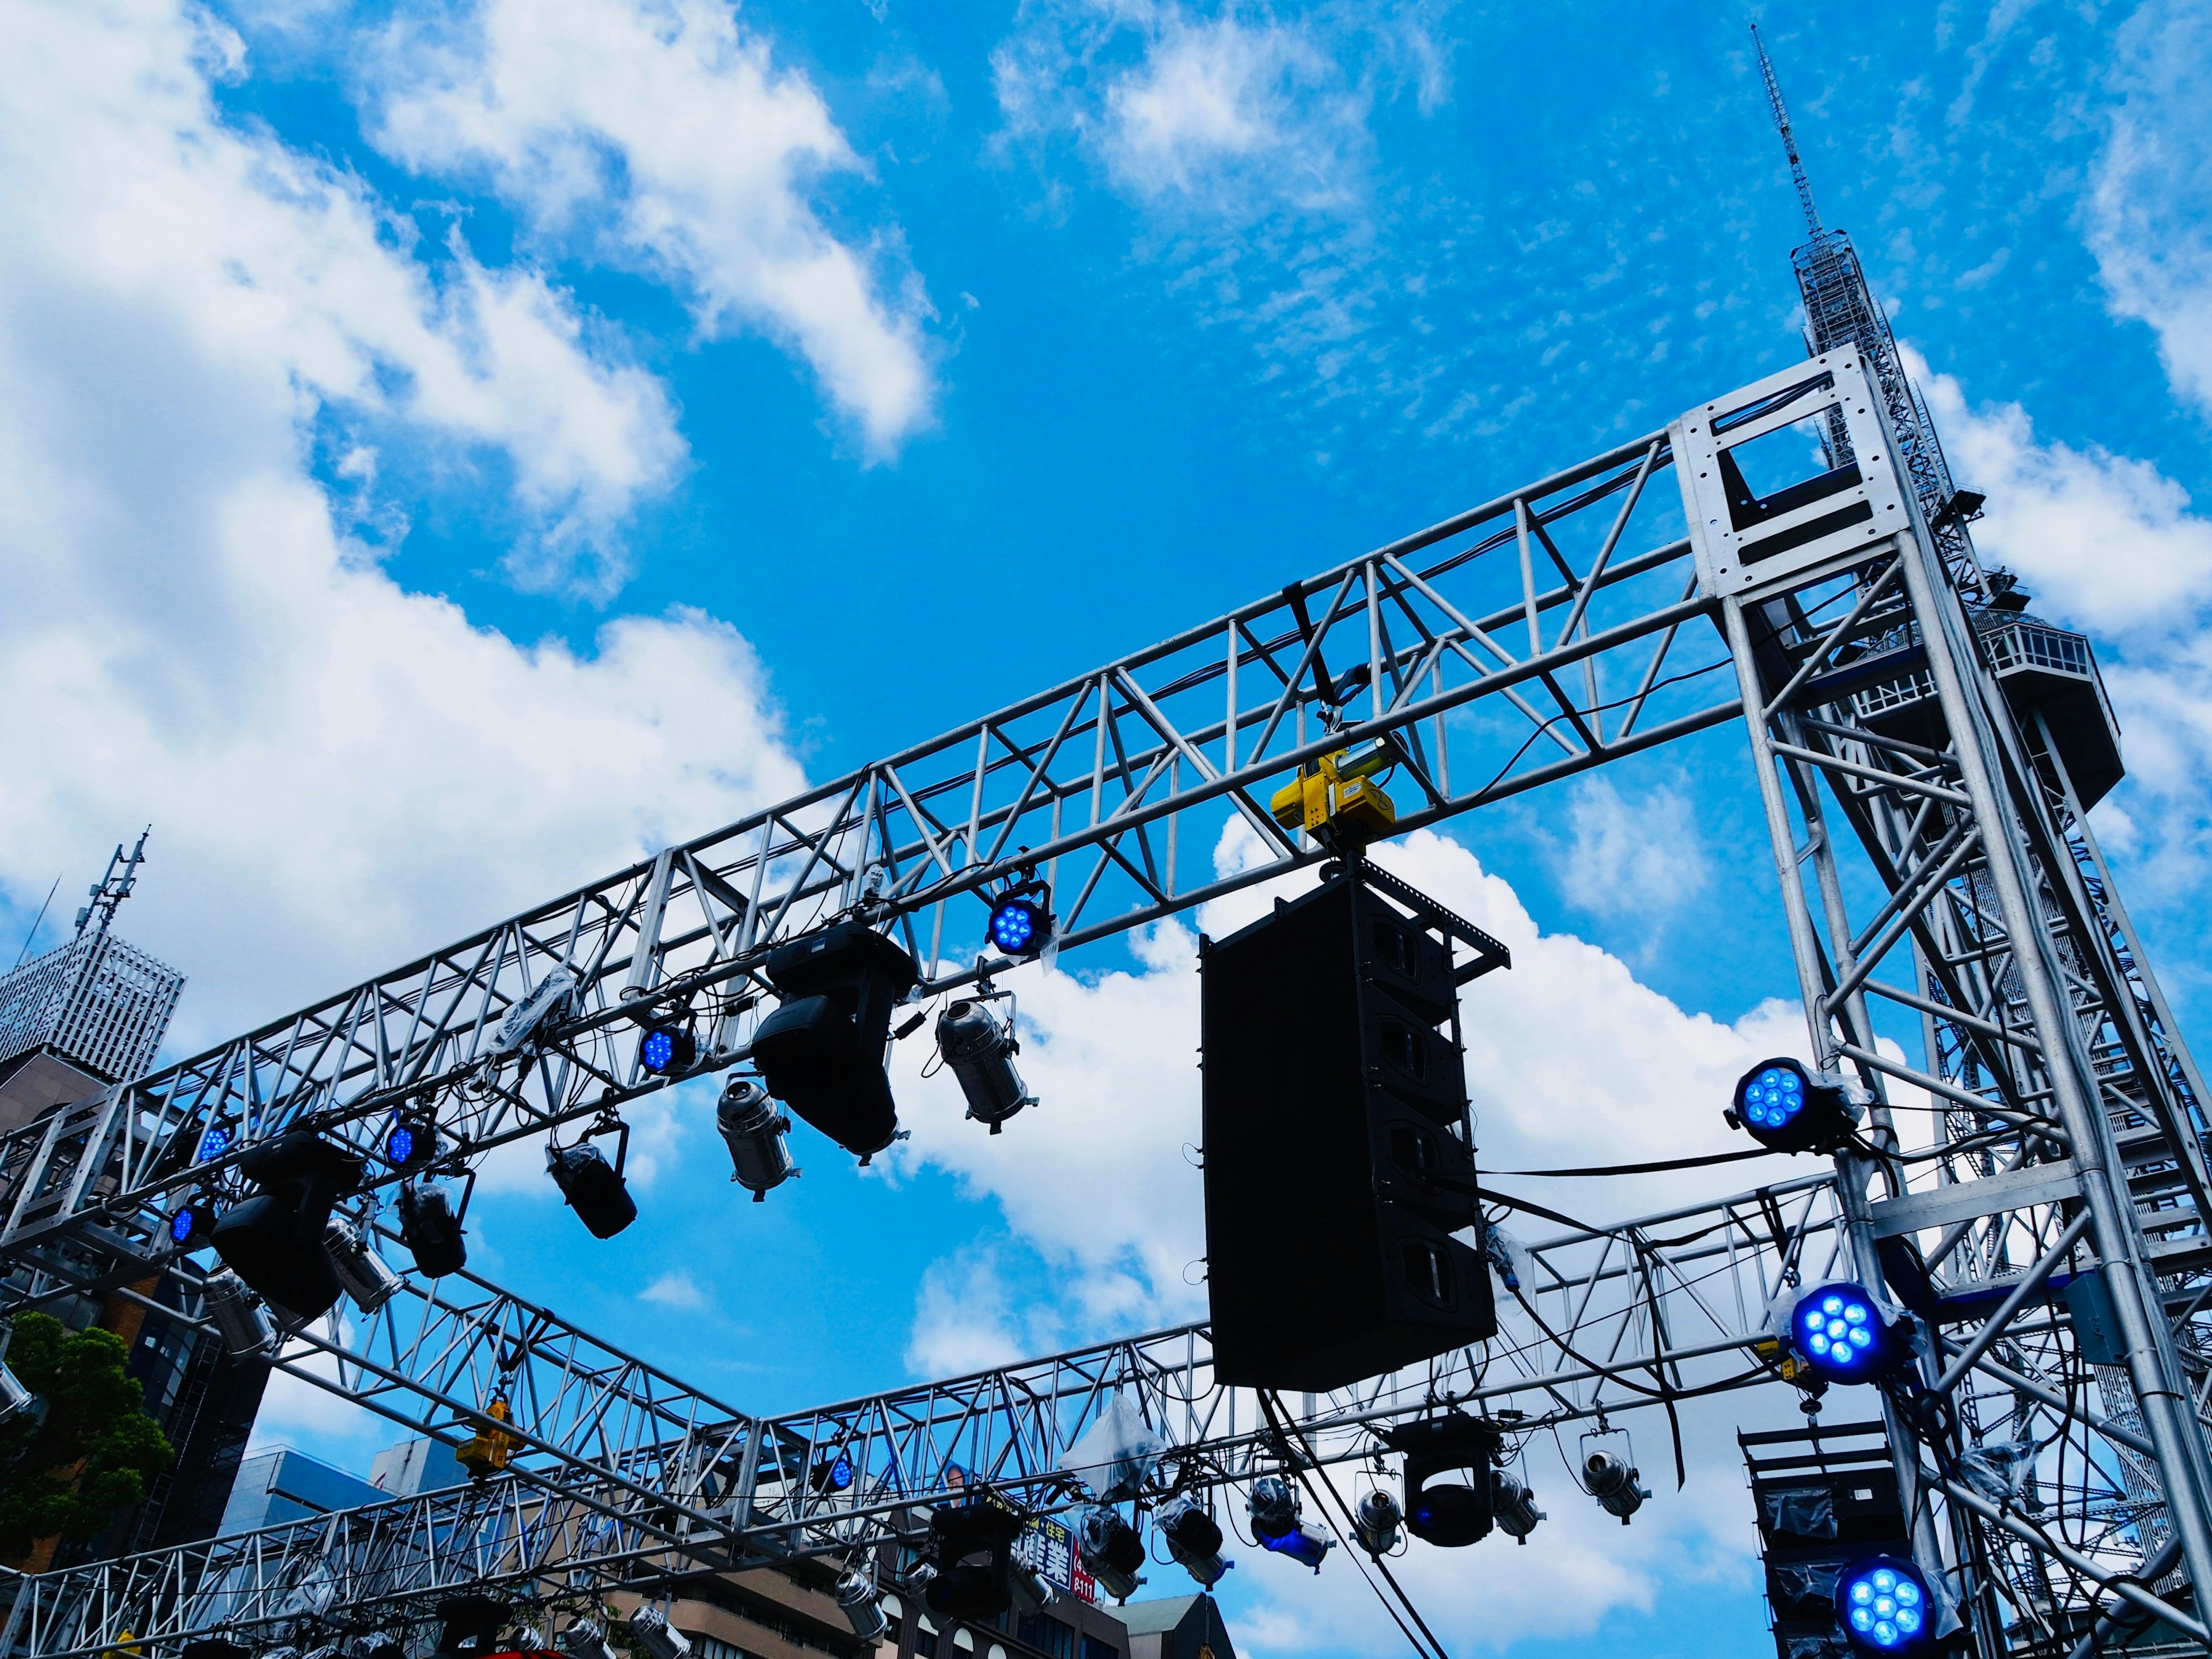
[691,1639,750,1659]
[1081,1637,1118,1659]
[917,1622,940,1658]
[1014,1615,1074,1659]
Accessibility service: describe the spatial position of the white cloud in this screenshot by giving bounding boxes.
[0,0,808,1046]
[641,1268,707,1309]
[1541,774,1713,928]
[2088,0,2212,419]
[369,0,937,460]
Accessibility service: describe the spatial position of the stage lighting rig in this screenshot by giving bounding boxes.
[168,1195,215,1250]
[923,1500,1027,1620]
[195,1122,232,1162]
[1582,1448,1650,1525]
[1155,1495,1232,1586]
[210,1131,365,1320]
[397,1175,471,1278]
[1382,1413,1500,1547]
[637,1017,699,1079]
[1492,1467,1546,1543]
[382,1109,438,1173]
[547,1120,637,1239]
[1077,1506,1147,1601]
[716,1078,798,1200]
[835,1569,888,1641]
[1837,1556,1937,1654]
[1726,1056,1859,1154]
[1351,1489,1402,1555]
[753,920,919,1159]
[1248,1475,1331,1570]
[202,1269,274,1357]
[984,869,1054,961]
[556,1620,620,1659]
[324,1217,403,1313]
[936,995,1035,1132]
[809,1448,855,1494]
[629,1607,691,1659]
[1789,1282,1916,1385]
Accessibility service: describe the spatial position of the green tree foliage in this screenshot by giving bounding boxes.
[0,1312,173,1557]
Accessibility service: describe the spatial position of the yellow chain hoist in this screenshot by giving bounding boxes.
[457,1395,520,1479]
[1268,736,1399,850]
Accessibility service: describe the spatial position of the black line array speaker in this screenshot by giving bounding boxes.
[1201,860,1502,1391]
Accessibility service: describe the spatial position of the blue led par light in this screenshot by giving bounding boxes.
[638,1021,698,1078]
[197,1124,230,1162]
[984,872,1054,961]
[384,1111,437,1172]
[1791,1282,1914,1384]
[1836,1555,1936,1653]
[169,1199,214,1249]
[1728,1056,1855,1154]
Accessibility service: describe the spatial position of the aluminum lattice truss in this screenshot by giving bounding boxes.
[2,355,2208,1659]
[1,1175,1854,1657]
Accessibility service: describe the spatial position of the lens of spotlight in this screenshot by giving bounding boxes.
[1835,1555,1934,1653]
[1791,1281,1908,1384]
[639,1023,698,1077]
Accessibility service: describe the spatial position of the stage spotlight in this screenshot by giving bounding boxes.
[383,1111,437,1173]
[548,1141,637,1238]
[555,1621,619,1659]
[1836,1555,1935,1653]
[985,883,1054,961]
[1078,1507,1147,1601]
[1491,1469,1546,1543]
[1010,1560,1057,1615]
[716,1078,798,1201]
[936,1000,1035,1132]
[397,1179,468,1278]
[169,1198,215,1250]
[1790,1282,1915,1384]
[1727,1056,1856,1154]
[196,1124,231,1162]
[1352,1490,1401,1554]
[638,1021,699,1078]
[1249,1475,1331,1571]
[202,1269,274,1357]
[1384,1413,1499,1548]
[835,1570,887,1642]
[923,1501,1026,1621]
[1156,1495,1231,1587]
[810,1449,854,1494]
[628,1607,691,1659]
[324,1217,404,1313]
[753,921,919,1158]
[210,1132,365,1320]
[1584,1450,1649,1525]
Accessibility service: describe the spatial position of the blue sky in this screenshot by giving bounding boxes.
[4,0,2212,1654]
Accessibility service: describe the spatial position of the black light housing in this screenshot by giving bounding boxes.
[397,1178,469,1278]
[548,1139,637,1239]
[638,1021,699,1078]
[985,877,1054,961]
[1383,1412,1500,1548]
[209,1131,365,1320]
[923,1501,1025,1621]
[384,1109,438,1172]
[1790,1281,1916,1386]
[810,1449,855,1494]
[1727,1056,1855,1154]
[168,1196,215,1250]
[752,921,919,1158]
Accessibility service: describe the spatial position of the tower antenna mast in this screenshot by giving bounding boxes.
[75,827,150,940]
[1752,21,1823,241]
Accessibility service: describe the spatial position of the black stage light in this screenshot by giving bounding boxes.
[384,1110,438,1172]
[1384,1413,1500,1548]
[810,1449,854,1494]
[1726,1056,1855,1154]
[1248,1474,1331,1570]
[1791,1282,1915,1385]
[1077,1506,1147,1600]
[168,1196,215,1250]
[398,1179,469,1277]
[985,878,1054,961]
[209,1131,365,1320]
[753,921,918,1158]
[638,1021,699,1078]
[1156,1495,1230,1587]
[922,1501,1026,1621]
[716,1078,799,1200]
[547,1141,637,1238]
[1836,1555,1937,1654]
[436,1593,509,1656]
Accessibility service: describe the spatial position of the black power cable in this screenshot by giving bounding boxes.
[1259,1391,1454,1659]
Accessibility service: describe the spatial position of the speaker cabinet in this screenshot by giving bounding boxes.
[1201,862,1501,1391]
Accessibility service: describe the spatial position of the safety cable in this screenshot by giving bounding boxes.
[1486,1146,1781,1178]
[1259,1390,1453,1659]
